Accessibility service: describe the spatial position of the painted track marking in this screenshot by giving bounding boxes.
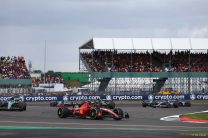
[160,110,208,123]
[0,120,208,131]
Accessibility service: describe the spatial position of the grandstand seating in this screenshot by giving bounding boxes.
[0,56,32,95]
[0,56,31,79]
[81,50,208,72]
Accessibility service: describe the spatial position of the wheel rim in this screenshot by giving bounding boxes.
[58,109,63,117]
[90,109,97,119]
[91,111,95,116]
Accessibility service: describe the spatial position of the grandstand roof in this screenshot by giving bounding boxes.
[79,38,208,50]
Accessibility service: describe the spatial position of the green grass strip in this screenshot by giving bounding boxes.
[183,113,208,120]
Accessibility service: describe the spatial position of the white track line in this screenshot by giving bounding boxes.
[160,115,180,121]
[160,110,208,123]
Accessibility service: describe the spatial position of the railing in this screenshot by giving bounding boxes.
[0,79,32,86]
[93,72,208,78]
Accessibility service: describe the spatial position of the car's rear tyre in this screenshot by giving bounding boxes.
[22,102,27,111]
[89,108,100,120]
[142,103,147,107]
[178,102,183,106]
[57,108,69,118]
[167,103,171,108]
[185,102,191,107]
[113,108,123,120]
[17,102,26,111]
[173,102,178,108]
[23,105,27,111]
[0,101,3,107]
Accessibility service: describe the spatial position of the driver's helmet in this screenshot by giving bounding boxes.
[86,101,92,107]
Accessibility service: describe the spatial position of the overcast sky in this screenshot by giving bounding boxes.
[0,0,208,72]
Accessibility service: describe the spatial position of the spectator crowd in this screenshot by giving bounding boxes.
[0,56,31,79]
[81,50,208,72]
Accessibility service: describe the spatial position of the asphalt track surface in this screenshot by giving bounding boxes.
[0,102,207,138]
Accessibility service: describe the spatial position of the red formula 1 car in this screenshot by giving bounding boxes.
[57,101,129,120]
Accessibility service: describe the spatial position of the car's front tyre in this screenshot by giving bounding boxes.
[57,108,69,118]
[89,108,100,120]
[113,108,124,120]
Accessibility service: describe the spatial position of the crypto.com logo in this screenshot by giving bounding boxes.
[106,95,112,100]
[148,95,154,100]
[190,94,196,100]
[63,95,68,101]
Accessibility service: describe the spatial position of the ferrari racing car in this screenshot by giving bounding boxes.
[0,97,26,111]
[57,100,129,120]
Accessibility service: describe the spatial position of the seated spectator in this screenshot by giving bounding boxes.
[0,56,31,79]
[81,50,208,73]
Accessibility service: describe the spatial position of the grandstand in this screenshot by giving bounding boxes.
[79,38,208,95]
[0,56,32,95]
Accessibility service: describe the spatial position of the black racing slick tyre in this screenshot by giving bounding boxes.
[113,108,124,120]
[173,103,178,108]
[167,104,171,108]
[23,105,27,111]
[21,103,27,111]
[89,108,100,120]
[57,108,69,118]
[185,102,191,107]
[142,103,147,107]
[178,102,183,107]
[0,101,2,107]
[22,102,27,111]
[18,102,26,111]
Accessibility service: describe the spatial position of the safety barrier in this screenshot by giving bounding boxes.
[0,94,208,102]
